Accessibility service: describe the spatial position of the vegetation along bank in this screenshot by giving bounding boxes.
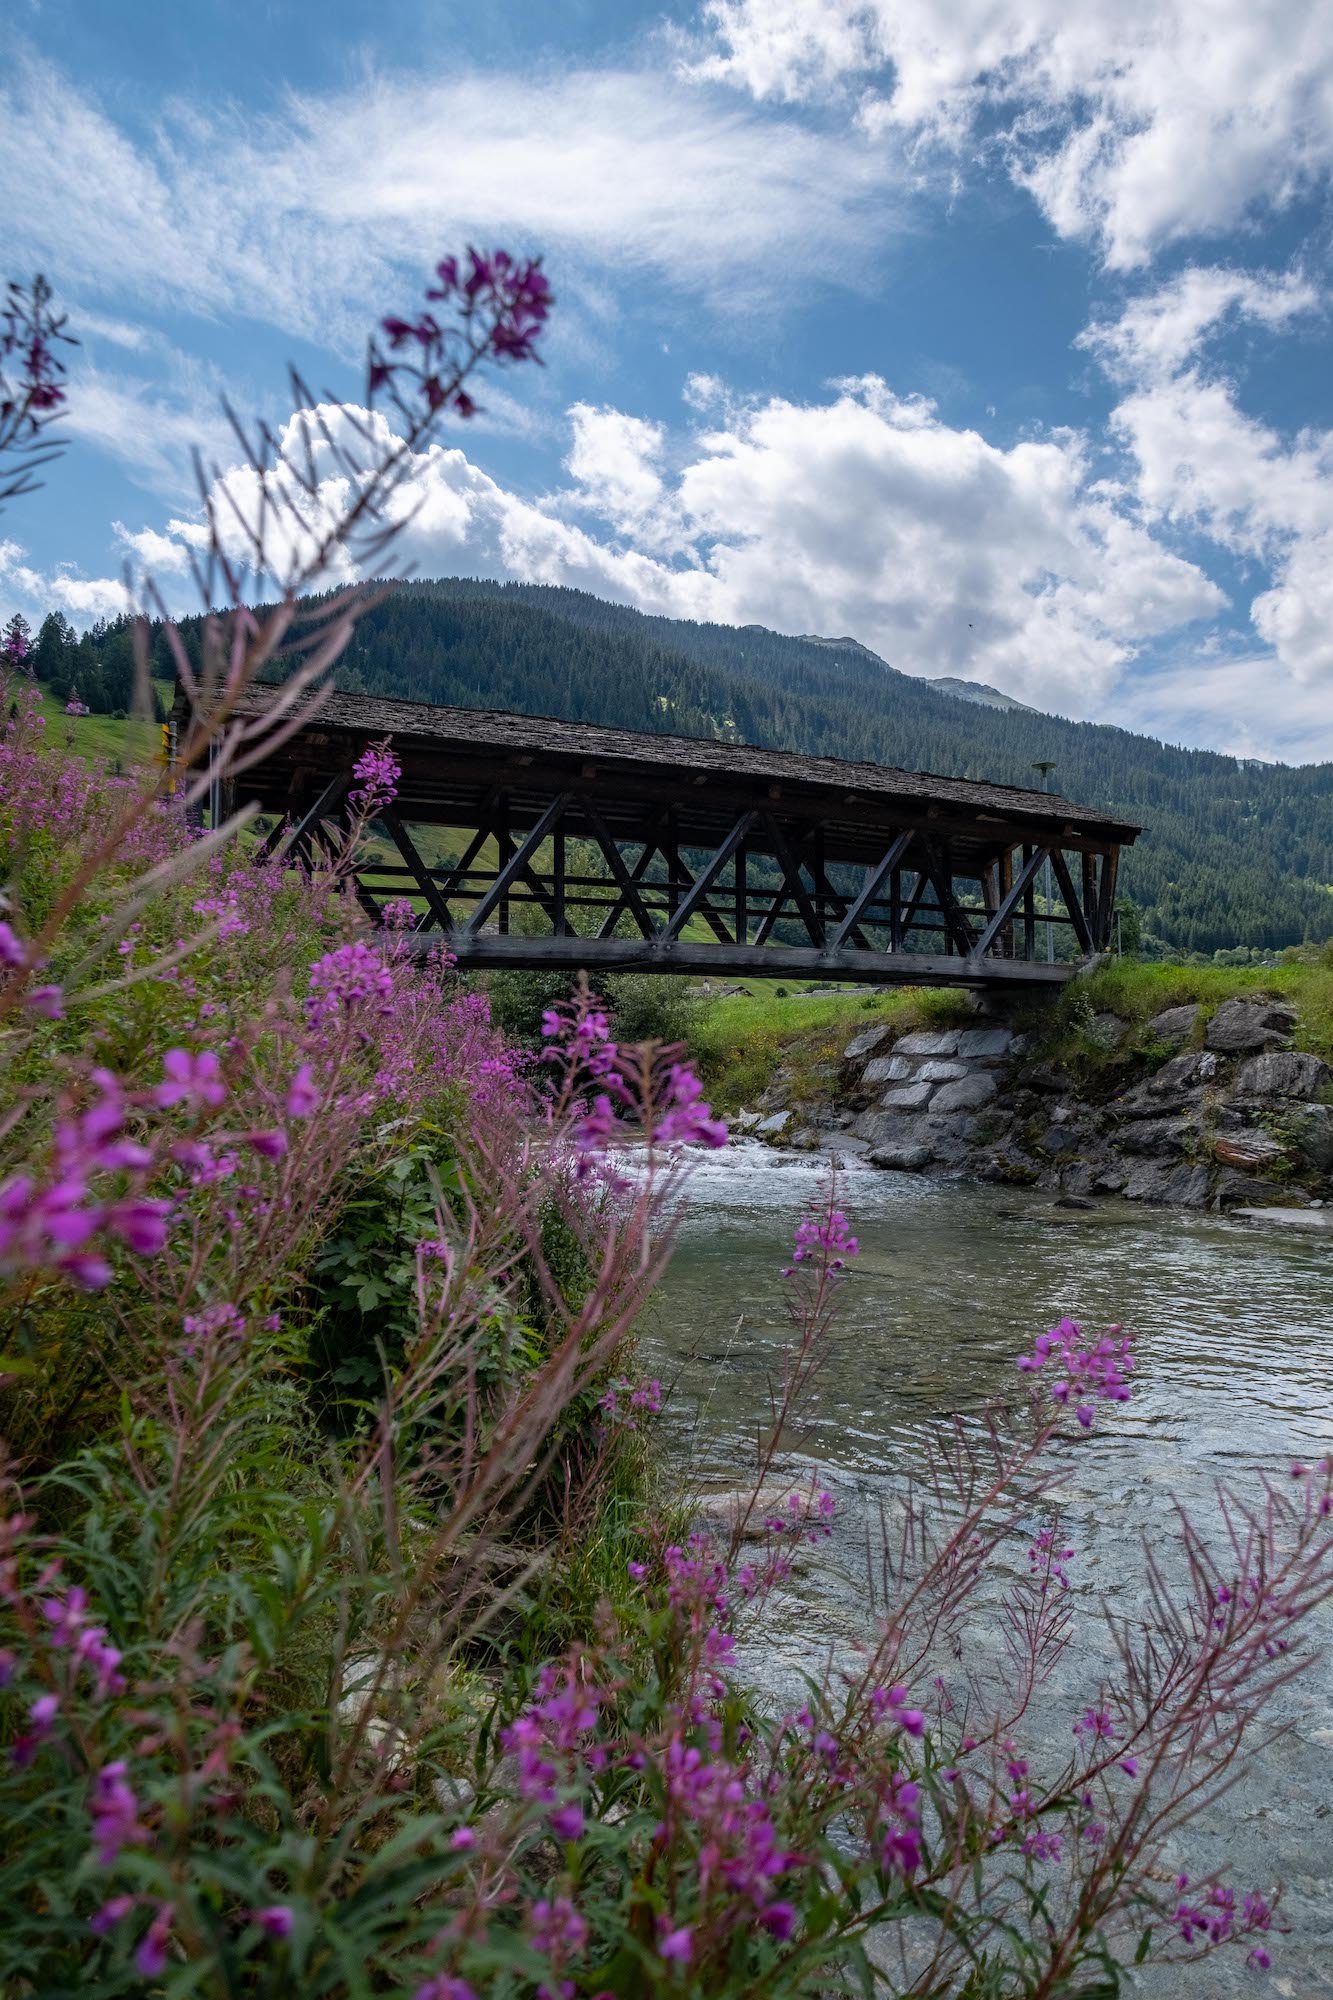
[691,956,1333,1213]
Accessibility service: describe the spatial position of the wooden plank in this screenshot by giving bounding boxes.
[427,930,1074,989]
[580,798,659,940]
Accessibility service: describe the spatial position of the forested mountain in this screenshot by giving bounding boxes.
[24,580,1333,954]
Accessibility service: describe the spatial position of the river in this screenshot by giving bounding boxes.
[642,1142,1333,1998]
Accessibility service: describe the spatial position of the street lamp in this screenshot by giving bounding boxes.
[1031,761,1057,965]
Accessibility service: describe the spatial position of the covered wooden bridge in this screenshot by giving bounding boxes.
[213,686,1141,990]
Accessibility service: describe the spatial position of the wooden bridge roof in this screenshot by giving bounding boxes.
[216,684,1141,852]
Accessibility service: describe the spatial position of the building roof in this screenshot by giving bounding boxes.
[211,682,1142,844]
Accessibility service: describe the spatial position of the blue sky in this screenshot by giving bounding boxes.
[3,0,1333,760]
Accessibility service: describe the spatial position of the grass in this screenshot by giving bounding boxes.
[1057,953,1333,1063]
[38,683,174,769]
[687,980,976,1113]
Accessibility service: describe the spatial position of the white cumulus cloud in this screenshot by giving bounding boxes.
[686,0,1333,268]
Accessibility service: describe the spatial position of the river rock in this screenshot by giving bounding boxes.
[1088,1011,1128,1047]
[863,1053,914,1085]
[1119,1114,1196,1157]
[756,1110,791,1135]
[895,1029,962,1057]
[1205,997,1297,1053]
[917,1058,970,1082]
[868,1139,933,1172]
[1145,1003,1202,1044]
[1040,1122,1098,1158]
[843,1025,894,1063]
[1213,1169,1291,1209]
[956,1027,1014,1059]
[1122,1160,1211,1206]
[1234,1050,1331,1099]
[931,1073,997,1112]
[879,1082,934,1111]
[1212,1129,1286,1171]
[1232,1206,1333,1232]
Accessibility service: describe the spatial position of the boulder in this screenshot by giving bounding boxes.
[1088,1011,1128,1048]
[956,1028,1014,1060]
[1213,1170,1291,1209]
[843,1025,894,1064]
[1233,1206,1332,1232]
[1205,998,1297,1053]
[1122,1161,1211,1206]
[895,1029,962,1057]
[930,1073,998,1113]
[863,1053,914,1085]
[878,1082,934,1112]
[868,1140,933,1172]
[1018,1060,1073,1094]
[756,1110,791,1135]
[1119,1114,1196,1157]
[1212,1130,1286,1172]
[1234,1050,1331,1100]
[917,1058,970,1082]
[1040,1123,1097,1159]
[1145,1002,1202,1045]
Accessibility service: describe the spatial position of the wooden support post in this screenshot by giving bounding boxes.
[1023,846,1037,960]
[580,800,659,939]
[1096,844,1120,952]
[495,797,511,936]
[1082,851,1098,945]
[735,841,747,947]
[998,846,1015,959]
[969,845,1049,961]
[552,826,566,937]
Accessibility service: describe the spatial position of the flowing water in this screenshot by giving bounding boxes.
[641,1142,1333,1998]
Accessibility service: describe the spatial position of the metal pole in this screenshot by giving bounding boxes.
[1031,761,1057,964]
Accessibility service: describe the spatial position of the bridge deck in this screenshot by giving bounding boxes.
[204,686,1141,988]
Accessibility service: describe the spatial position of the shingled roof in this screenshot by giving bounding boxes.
[214,683,1141,844]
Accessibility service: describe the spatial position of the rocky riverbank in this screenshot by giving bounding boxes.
[733,995,1333,1209]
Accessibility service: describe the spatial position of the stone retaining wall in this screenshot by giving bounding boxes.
[733,997,1332,1210]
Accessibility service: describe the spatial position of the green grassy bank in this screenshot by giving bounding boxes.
[686,951,1333,1116]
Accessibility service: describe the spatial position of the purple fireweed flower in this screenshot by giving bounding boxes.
[658,1924,693,1962]
[380,896,416,929]
[90,1761,149,1866]
[0,920,25,967]
[655,1062,728,1150]
[448,1825,476,1851]
[89,1894,136,1937]
[784,1205,858,1274]
[134,1906,173,1976]
[285,1063,319,1117]
[1073,1706,1117,1742]
[155,1047,227,1111]
[548,1802,584,1841]
[11,1690,59,1766]
[349,740,401,812]
[306,941,395,1029]
[529,1895,588,1957]
[1016,1318,1134,1426]
[244,1129,288,1160]
[250,1906,294,1939]
[415,1980,477,2000]
[25,983,64,1018]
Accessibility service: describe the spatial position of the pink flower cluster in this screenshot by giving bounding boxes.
[0,1069,171,1289]
[305,940,395,1032]
[540,994,726,1159]
[1017,1317,1134,1428]
[371,248,554,421]
[349,739,401,816]
[782,1206,858,1276]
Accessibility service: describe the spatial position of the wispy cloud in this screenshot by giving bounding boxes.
[0,45,909,352]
